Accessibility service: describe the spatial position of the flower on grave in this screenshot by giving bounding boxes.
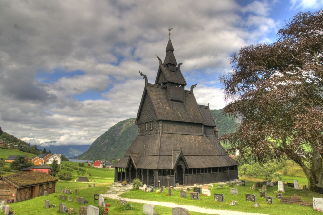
[105,208,109,211]
[106,203,110,207]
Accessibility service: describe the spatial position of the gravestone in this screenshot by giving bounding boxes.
[190,192,200,200]
[59,203,67,213]
[180,190,187,198]
[62,195,66,201]
[303,185,307,191]
[269,182,274,187]
[45,200,50,208]
[230,188,238,195]
[214,194,224,202]
[68,208,74,214]
[1,201,5,211]
[76,196,79,203]
[262,185,267,192]
[172,207,189,215]
[161,187,164,193]
[313,197,323,212]
[278,181,285,192]
[202,189,211,196]
[68,196,72,202]
[87,205,99,215]
[187,188,190,192]
[169,187,173,196]
[67,189,71,194]
[266,181,271,186]
[98,194,105,207]
[294,180,301,190]
[241,180,245,186]
[4,205,9,215]
[75,189,78,195]
[93,183,95,187]
[61,187,63,193]
[218,185,223,188]
[246,194,256,202]
[230,200,236,205]
[193,187,201,194]
[88,185,91,187]
[251,184,256,190]
[260,192,266,198]
[59,194,62,200]
[64,188,67,193]
[254,203,259,208]
[266,196,273,204]
[44,190,48,196]
[79,206,87,215]
[276,193,283,199]
[143,204,155,215]
[80,197,84,204]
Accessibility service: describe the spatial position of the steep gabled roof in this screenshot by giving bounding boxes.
[155,64,186,85]
[198,105,216,127]
[38,154,50,159]
[2,172,57,188]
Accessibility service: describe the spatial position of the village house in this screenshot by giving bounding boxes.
[93,160,103,168]
[114,38,238,186]
[21,165,52,174]
[0,171,57,203]
[45,154,61,165]
[5,155,30,163]
[103,161,113,168]
[30,153,61,165]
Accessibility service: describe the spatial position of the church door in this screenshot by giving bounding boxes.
[176,165,183,185]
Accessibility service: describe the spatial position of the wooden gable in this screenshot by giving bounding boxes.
[136,89,157,125]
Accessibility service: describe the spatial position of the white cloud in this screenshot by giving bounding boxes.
[290,0,323,10]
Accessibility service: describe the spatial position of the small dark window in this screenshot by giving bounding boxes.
[5,188,9,192]
[212,167,216,172]
[189,169,193,174]
[218,167,221,172]
[201,168,204,173]
[197,168,200,174]
[185,169,189,174]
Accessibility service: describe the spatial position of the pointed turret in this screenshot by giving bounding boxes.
[164,39,177,71]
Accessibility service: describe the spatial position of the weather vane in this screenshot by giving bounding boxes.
[168,27,173,38]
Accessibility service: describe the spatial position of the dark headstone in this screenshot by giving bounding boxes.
[266,196,273,204]
[169,187,173,196]
[246,194,256,202]
[276,193,283,199]
[44,190,48,196]
[241,181,246,186]
[214,194,224,202]
[187,188,191,192]
[75,189,78,195]
[88,185,91,188]
[45,200,50,208]
[66,189,70,194]
[303,185,307,191]
[260,192,266,198]
[59,203,67,213]
[193,187,201,194]
[76,196,79,203]
[62,195,66,201]
[93,183,95,187]
[79,206,87,215]
[80,197,84,204]
[172,207,189,215]
[161,187,164,193]
[68,196,72,202]
[180,190,187,198]
[190,192,199,200]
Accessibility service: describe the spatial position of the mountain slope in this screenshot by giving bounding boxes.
[77,108,241,160]
[36,144,90,158]
[77,118,137,161]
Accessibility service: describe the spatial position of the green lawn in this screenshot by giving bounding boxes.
[120,181,323,215]
[0,148,36,159]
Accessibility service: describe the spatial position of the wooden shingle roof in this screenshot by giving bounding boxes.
[2,172,57,188]
[198,105,217,127]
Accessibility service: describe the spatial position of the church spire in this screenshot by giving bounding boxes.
[164,39,177,71]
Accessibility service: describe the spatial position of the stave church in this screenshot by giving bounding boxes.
[114,37,238,187]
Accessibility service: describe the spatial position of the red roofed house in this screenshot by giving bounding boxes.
[93,160,103,168]
[21,165,52,174]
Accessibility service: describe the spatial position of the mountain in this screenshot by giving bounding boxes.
[76,118,137,161]
[76,108,241,160]
[36,144,90,158]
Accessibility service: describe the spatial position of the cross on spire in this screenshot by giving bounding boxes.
[168,27,173,38]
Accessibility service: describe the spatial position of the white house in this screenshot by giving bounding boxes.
[45,154,61,165]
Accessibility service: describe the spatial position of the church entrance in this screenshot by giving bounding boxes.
[176,165,183,185]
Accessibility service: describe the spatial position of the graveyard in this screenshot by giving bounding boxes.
[1,159,323,215]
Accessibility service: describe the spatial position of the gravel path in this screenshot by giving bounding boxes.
[102,192,269,215]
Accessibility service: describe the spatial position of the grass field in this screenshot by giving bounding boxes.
[0,148,36,159]
[2,157,323,215]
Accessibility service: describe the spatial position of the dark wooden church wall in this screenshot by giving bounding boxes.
[229,170,238,180]
[204,127,215,136]
[162,121,202,135]
[138,121,158,136]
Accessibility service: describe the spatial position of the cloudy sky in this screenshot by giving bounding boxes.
[0,0,322,146]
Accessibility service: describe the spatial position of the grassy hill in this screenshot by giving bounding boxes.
[0,148,37,159]
[77,108,241,160]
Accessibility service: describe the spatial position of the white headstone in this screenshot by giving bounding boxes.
[143,204,155,215]
[1,201,4,211]
[278,181,285,192]
[4,205,9,215]
[230,188,238,195]
[98,194,105,207]
[294,180,301,190]
[45,200,50,208]
[313,197,323,211]
[87,205,100,215]
[202,189,211,196]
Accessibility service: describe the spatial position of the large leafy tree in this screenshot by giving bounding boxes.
[220,10,323,191]
[10,156,33,171]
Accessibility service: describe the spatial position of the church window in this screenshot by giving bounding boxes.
[145,122,148,130]
[150,121,153,130]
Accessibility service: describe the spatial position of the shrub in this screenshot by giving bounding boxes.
[57,171,73,180]
[132,178,142,190]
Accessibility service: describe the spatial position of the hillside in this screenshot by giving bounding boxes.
[77,108,241,160]
[0,148,37,159]
[77,118,137,161]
